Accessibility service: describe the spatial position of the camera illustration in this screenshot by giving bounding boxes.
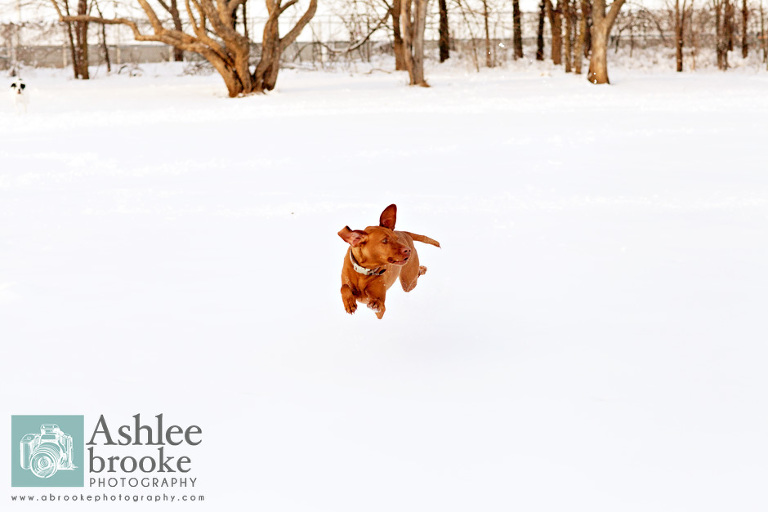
[19,424,76,478]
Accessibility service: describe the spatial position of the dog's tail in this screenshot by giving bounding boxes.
[403,232,441,248]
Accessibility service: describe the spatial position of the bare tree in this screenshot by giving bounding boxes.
[50,0,317,97]
[93,0,111,72]
[726,0,735,50]
[62,0,91,78]
[587,0,626,83]
[512,0,523,58]
[547,0,563,64]
[741,0,748,56]
[714,0,730,68]
[564,0,573,71]
[673,0,692,71]
[59,0,79,77]
[74,0,89,78]
[455,0,480,71]
[400,0,429,85]
[51,0,90,78]
[482,0,492,67]
[762,1,767,66]
[574,0,590,73]
[439,0,450,61]
[536,0,546,60]
[583,0,592,56]
[391,0,407,70]
[156,0,185,61]
[690,0,700,69]
[312,3,390,65]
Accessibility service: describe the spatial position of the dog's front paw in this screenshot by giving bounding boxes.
[367,298,384,313]
[344,297,358,314]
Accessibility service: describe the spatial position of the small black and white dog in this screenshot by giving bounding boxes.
[10,78,29,114]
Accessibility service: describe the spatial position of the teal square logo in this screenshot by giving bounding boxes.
[11,416,84,487]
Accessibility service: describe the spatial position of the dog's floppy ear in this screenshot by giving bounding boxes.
[379,204,397,230]
[338,226,367,247]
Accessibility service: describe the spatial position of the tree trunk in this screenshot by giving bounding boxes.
[547,0,563,65]
[61,0,79,79]
[691,0,698,69]
[536,0,546,60]
[715,1,730,69]
[583,0,592,56]
[156,0,185,61]
[94,0,110,72]
[587,0,625,84]
[675,0,683,71]
[74,0,89,79]
[413,0,429,83]
[726,0,735,51]
[65,22,78,77]
[512,0,523,59]
[762,1,767,67]
[169,0,184,61]
[252,0,317,95]
[401,0,429,85]
[392,0,407,69]
[716,3,724,69]
[254,14,280,93]
[439,0,450,62]
[574,0,588,73]
[588,26,608,82]
[482,0,493,67]
[564,0,573,71]
[742,0,749,57]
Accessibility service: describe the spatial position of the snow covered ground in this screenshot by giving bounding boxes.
[2,62,767,511]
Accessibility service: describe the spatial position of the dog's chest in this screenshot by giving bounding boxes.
[13,91,28,103]
[347,266,400,294]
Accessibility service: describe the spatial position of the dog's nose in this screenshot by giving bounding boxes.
[400,247,411,257]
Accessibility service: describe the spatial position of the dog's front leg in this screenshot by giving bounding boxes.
[363,282,387,319]
[341,284,359,314]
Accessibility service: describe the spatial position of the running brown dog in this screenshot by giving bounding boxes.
[338,204,440,319]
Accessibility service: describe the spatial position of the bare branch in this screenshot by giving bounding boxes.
[227,0,247,13]
[199,0,244,46]
[315,11,390,54]
[54,14,147,40]
[135,0,167,33]
[606,0,628,26]
[280,0,299,14]
[279,0,318,51]
[156,0,172,13]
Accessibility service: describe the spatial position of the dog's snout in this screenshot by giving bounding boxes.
[400,247,411,256]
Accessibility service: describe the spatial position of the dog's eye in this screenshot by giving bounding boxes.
[381,238,388,244]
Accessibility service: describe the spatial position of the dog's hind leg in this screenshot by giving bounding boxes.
[399,248,422,293]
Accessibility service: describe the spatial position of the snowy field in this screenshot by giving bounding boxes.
[2,62,768,511]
